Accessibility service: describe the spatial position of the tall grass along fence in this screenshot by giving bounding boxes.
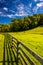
[5,33,43,65]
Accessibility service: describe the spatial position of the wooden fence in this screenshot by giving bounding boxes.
[6,33,43,65]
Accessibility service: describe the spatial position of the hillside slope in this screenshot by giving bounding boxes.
[9,26,43,65]
[26,26,43,34]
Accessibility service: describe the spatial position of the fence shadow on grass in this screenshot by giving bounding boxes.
[2,34,17,65]
[6,33,43,65]
[2,33,43,65]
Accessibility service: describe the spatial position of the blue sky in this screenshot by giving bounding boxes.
[0,0,43,24]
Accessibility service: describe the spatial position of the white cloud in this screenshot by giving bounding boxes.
[0,3,32,18]
[33,2,43,13]
[37,2,43,7]
[34,0,38,2]
[0,13,15,18]
[15,12,28,16]
[33,6,39,13]
[7,14,14,18]
[39,0,43,1]
[29,3,32,7]
[0,13,28,18]
[3,7,8,11]
[16,3,32,16]
[10,10,15,13]
[17,3,24,11]
[0,12,3,14]
[16,4,28,16]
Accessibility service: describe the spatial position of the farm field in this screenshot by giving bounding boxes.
[9,26,43,65]
[10,26,43,57]
[0,26,43,65]
[0,34,4,65]
[0,34,16,65]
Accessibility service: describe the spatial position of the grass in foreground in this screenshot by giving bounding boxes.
[10,26,43,57]
[9,26,43,65]
[0,34,4,65]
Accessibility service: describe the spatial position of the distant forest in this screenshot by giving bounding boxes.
[0,14,43,32]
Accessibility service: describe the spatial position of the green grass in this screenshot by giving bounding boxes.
[0,26,43,65]
[0,34,4,65]
[9,26,43,65]
[0,34,16,65]
[24,26,43,34]
[10,26,43,57]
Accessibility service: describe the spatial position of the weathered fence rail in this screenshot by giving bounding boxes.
[6,33,43,65]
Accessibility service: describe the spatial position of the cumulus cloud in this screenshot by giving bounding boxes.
[16,3,32,16]
[15,12,28,16]
[0,0,43,18]
[37,2,43,7]
[0,14,15,18]
[16,4,28,16]
[3,7,8,11]
[33,2,43,13]
[17,4,24,11]
[7,14,14,18]
[0,4,30,18]
[0,3,32,18]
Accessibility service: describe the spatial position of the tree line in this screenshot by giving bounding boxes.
[0,14,43,32]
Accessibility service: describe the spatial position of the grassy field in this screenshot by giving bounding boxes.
[0,34,16,65]
[9,26,43,65]
[0,26,43,65]
[0,34,4,65]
